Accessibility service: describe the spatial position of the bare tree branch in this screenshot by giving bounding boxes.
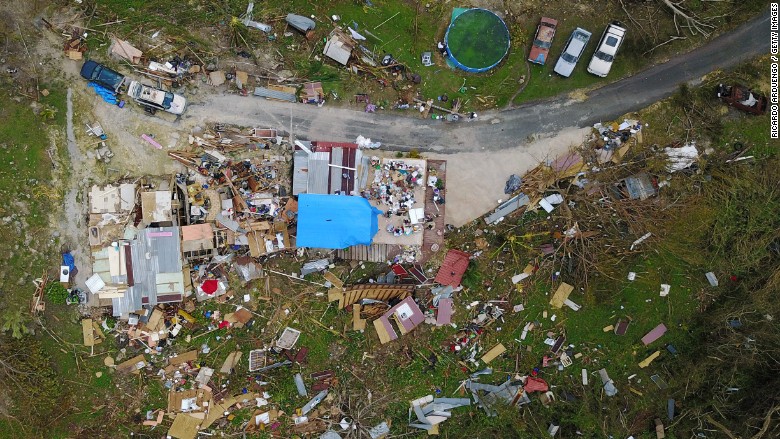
[659,0,716,37]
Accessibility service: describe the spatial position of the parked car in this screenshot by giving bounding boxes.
[528,17,558,65]
[80,60,125,93]
[716,83,767,115]
[127,81,187,115]
[553,28,592,77]
[587,22,627,77]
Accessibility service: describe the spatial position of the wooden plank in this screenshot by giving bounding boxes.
[145,308,164,332]
[353,304,366,331]
[323,271,344,289]
[220,351,242,374]
[116,354,147,374]
[170,350,198,366]
[373,318,392,344]
[82,319,95,347]
[92,321,106,342]
[328,288,343,302]
[481,343,507,364]
[549,282,574,309]
[639,350,661,368]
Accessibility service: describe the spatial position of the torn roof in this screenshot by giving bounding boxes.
[323,30,354,65]
[113,226,183,318]
[141,190,173,223]
[373,296,425,344]
[89,183,136,214]
[181,223,215,253]
[293,141,369,196]
[434,249,471,287]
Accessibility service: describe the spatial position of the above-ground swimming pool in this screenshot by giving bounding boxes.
[445,8,510,73]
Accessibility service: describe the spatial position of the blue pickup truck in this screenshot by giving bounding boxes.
[80,60,125,93]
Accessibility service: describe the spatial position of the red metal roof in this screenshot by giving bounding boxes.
[434,249,471,287]
[312,141,359,152]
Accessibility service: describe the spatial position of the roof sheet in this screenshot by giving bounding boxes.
[253,87,297,102]
[293,145,366,196]
[324,36,352,65]
[181,223,214,242]
[434,249,471,286]
[307,152,330,194]
[641,323,667,345]
[296,194,382,249]
[122,226,183,312]
[625,173,657,200]
[292,150,309,196]
[485,193,529,225]
[141,191,173,223]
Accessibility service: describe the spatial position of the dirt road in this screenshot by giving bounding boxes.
[184,8,771,152]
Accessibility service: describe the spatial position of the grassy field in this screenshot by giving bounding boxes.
[0,82,65,308]
[0,79,71,437]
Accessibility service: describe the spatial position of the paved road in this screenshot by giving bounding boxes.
[188,8,771,153]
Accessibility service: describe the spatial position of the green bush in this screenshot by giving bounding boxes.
[45,282,69,304]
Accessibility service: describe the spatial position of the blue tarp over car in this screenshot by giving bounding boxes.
[296,194,382,249]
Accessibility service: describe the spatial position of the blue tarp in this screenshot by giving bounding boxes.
[296,194,382,249]
[88,82,119,104]
[62,252,76,273]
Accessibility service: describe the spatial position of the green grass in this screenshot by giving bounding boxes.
[0,81,64,306]
[512,17,635,105]
[87,0,769,114]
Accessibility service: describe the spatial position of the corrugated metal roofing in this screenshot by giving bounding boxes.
[114,226,183,317]
[307,152,330,194]
[312,141,359,151]
[329,147,343,194]
[355,151,369,194]
[292,150,309,196]
[624,173,657,200]
[253,87,297,102]
[485,193,530,225]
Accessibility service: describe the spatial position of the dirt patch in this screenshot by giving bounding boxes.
[427,127,590,227]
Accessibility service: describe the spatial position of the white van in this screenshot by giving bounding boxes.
[587,22,627,77]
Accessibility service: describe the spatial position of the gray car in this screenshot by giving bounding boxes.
[553,28,592,77]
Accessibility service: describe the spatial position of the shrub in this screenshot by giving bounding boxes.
[45,282,69,304]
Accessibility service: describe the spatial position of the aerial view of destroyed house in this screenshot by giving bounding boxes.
[0,1,776,438]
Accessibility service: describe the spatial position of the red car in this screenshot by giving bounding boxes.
[529,17,558,65]
[716,83,767,115]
